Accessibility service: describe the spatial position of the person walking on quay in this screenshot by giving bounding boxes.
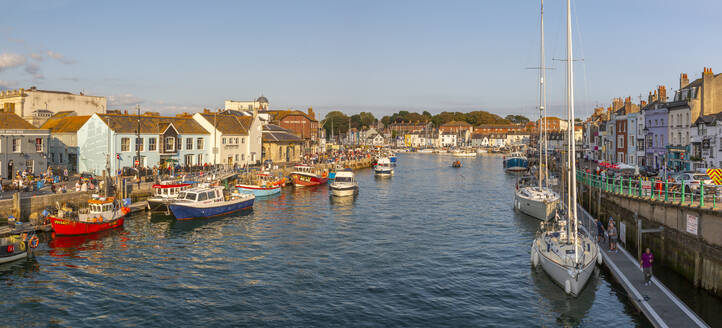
[641,248,654,286]
[608,222,618,253]
[595,218,606,244]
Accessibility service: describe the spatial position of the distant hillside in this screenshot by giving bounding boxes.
[381,110,510,127]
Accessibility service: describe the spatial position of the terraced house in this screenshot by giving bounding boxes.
[0,112,50,178]
[192,109,262,167]
[77,113,211,176]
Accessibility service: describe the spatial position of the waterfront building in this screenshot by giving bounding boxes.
[488,134,506,148]
[261,124,303,164]
[690,113,722,170]
[439,132,457,147]
[474,124,525,135]
[192,110,262,167]
[40,112,91,173]
[667,101,691,172]
[0,87,106,126]
[643,104,669,170]
[78,113,212,175]
[471,134,486,147]
[678,68,722,122]
[536,116,569,132]
[0,112,50,178]
[266,108,319,152]
[627,111,645,167]
[505,131,530,146]
[224,96,269,112]
[439,121,473,145]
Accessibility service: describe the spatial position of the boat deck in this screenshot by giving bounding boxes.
[577,205,710,328]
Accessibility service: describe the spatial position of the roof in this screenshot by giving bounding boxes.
[199,113,250,136]
[256,96,268,103]
[440,120,472,127]
[476,124,521,129]
[263,124,302,143]
[98,114,209,135]
[0,112,43,130]
[267,110,317,122]
[41,115,91,133]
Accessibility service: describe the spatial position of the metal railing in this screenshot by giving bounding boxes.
[577,171,719,209]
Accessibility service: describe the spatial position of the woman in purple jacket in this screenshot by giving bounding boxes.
[640,248,654,286]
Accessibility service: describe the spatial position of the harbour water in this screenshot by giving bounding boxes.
[1,154,650,327]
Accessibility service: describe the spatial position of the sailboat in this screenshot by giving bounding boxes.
[530,0,599,296]
[514,0,559,221]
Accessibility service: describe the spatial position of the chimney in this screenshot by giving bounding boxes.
[641,100,647,108]
[307,107,315,120]
[680,73,689,89]
[703,67,714,78]
[203,108,210,114]
[658,85,667,102]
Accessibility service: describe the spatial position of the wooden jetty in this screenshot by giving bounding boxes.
[577,205,710,328]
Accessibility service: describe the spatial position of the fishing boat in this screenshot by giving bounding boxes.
[389,154,398,165]
[375,157,394,176]
[329,168,358,197]
[290,165,329,187]
[235,173,284,197]
[531,0,598,296]
[503,152,529,172]
[49,196,130,235]
[0,232,37,264]
[513,0,559,221]
[169,185,255,220]
[451,160,462,168]
[147,181,193,212]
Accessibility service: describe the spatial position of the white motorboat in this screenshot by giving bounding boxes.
[530,0,597,296]
[375,157,394,176]
[330,168,358,197]
[515,187,559,221]
[452,150,477,157]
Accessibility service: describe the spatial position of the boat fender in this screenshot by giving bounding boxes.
[531,248,539,267]
[597,248,603,265]
[564,280,572,295]
[29,235,39,249]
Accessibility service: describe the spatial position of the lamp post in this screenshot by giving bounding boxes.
[136,104,141,171]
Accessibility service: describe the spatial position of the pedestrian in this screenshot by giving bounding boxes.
[640,248,654,286]
[595,218,606,244]
[608,222,618,252]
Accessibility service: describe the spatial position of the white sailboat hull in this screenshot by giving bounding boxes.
[514,188,559,221]
[532,236,597,296]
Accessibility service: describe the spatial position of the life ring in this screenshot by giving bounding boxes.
[29,235,39,248]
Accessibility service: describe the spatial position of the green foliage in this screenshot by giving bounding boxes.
[504,115,530,124]
[323,111,350,137]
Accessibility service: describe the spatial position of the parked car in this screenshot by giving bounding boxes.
[673,172,713,191]
[639,166,658,177]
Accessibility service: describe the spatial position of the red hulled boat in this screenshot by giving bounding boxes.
[290,165,329,187]
[50,197,130,235]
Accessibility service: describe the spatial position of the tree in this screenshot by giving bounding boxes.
[324,111,350,138]
[359,112,376,128]
[505,115,530,124]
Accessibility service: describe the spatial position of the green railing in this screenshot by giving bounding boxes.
[577,171,718,209]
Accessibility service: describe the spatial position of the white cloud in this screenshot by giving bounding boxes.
[0,53,26,71]
[30,53,43,61]
[47,50,75,64]
[108,94,144,107]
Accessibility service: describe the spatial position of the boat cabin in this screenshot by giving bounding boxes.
[334,169,355,183]
[88,197,117,213]
[178,187,224,203]
[293,165,313,174]
[152,182,192,198]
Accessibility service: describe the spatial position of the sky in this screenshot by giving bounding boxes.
[0,0,720,120]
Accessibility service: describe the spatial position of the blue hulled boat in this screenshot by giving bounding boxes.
[169,186,255,220]
[503,152,529,173]
[389,155,397,165]
[235,173,283,197]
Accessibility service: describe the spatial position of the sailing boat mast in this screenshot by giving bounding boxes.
[537,0,546,189]
[565,0,579,264]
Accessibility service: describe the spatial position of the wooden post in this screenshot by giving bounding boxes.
[636,212,642,261]
[12,192,21,220]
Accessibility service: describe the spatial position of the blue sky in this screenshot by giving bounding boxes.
[0,0,720,120]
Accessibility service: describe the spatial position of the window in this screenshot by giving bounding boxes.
[242,154,245,161]
[655,119,658,127]
[148,138,157,151]
[25,160,33,173]
[35,138,43,152]
[185,154,193,166]
[235,154,239,161]
[186,138,193,150]
[12,138,20,152]
[165,137,175,151]
[198,192,208,201]
[686,113,689,125]
[234,137,239,144]
[136,137,144,152]
[197,154,203,165]
[121,137,130,152]
[222,137,226,145]
[241,137,245,144]
[196,138,204,150]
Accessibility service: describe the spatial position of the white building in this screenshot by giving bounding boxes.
[440,132,457,147]
[224,96,269,112]
[0,87,106,126]
[192,110,263,167]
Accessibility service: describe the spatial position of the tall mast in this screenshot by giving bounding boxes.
[537,0,545,189]
[566,0,579,264]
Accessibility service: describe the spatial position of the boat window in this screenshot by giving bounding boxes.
[186,193,197,200]
[155,188,161,195]
[178,192,186,199]
[207,191,216,200]
[198,192,208,201]
[216,190,221,198]
[336,177,352,183]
